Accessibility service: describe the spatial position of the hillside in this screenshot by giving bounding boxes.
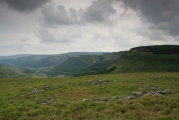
[0,54,30,61]
[131,45,179,54]
[0,64,28,78]
[78,52,124,76]
[0,52,106,68]
[49,52,124,77]
[49,55,100,76]
[111,45,179,73]
[1,45,179,77]
[49,45,179,77]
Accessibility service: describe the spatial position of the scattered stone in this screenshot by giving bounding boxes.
[32,88,40,93]
[46,100,54,105]
[112,96,122,100]
[126,91,147,100]
[87,79,108,85]
[82,88,173,103]
[126,95,136,100]
[40,96,55,105]
[83,97,109,102]
[87,80,93,84]
[93,98,102,101]
[131,92,143,97]
[43,85,49,90]
[83,99,91,102]
[32,85,50,93]
[101,97,109,101]
[142,93,152,97]
[157,90,173,95]
[40,101,47,105]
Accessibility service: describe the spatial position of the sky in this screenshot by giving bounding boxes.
[0,0,179,56]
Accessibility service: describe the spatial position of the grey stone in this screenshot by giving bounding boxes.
[131,92,143,97]
[157,90,173,95]
[33,88,39,93]
[101,97,109,101]
[112,96,122,100]
[43,85,49,90]
[83,99,91,102]
[126,95,136,100]
[87,79,108,85]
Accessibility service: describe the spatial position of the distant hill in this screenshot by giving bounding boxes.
[0,64,28,78]
[0,52,106,68]
[131,45,179,54]
[48,55,100,76]
[49,52,124,77]
[0,54,30,61]
[1,45,179,78]
[49,45,179,77]
[77,52,124,76]
[111,45,179,73]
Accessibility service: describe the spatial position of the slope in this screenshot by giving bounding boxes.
[78,52,124,76]
[49,52,124,77]
[0,52,106,68]
[0,54,30,61]
[111,45,179,73]
[49,55,100,76]
[0,64,28,78]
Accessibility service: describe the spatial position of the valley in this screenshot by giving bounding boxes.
[1,45,179,78]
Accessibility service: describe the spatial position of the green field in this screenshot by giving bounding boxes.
[0,73,179,120]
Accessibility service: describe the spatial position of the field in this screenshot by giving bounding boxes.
[0,73,179,120]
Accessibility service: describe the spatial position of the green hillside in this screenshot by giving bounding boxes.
[49,52,124,77]
[0,54,30,61]
[111,45,179,73]
[0,55,49,68]
[131,45,179,54]
[0,64,28,78]
[0,52,106,68]
[49,45,179,77]
[1,45,179,77]
[49,55,100,76]
[78,52,124,76]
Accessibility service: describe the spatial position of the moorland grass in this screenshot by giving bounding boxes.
[0,72,179,120]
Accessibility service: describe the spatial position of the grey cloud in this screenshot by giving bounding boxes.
[20,37,30,42]
[119,0,179,36]
[93,33,107,40]
[0,0,50,12]
[41,0,117,27]
[82,0,116,23]
[69,8,83,24]
[41,5,72,26]
[69,8,78,20]
[37,29,71,44]
[137,28,168,41]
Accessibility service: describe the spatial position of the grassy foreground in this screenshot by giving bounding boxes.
[0,73,179,120]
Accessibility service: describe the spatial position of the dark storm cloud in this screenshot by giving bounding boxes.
[0,0,50,11]
[119,0,179,36]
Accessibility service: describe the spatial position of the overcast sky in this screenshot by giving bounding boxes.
[0,0,179,56]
